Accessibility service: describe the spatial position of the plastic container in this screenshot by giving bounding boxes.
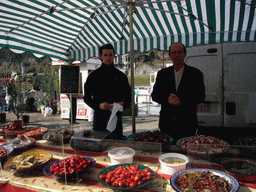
[108,147,135,165]
[159,153,188,175]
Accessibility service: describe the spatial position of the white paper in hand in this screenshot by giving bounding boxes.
[106,103,123,132]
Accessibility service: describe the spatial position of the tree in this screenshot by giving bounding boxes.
[6,76,28,120]
[34,65,59,107]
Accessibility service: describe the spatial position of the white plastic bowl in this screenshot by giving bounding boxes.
[108,147,135,165]
[159,153,188,175]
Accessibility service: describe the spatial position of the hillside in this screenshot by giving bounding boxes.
[0,48,171,75]
[0,48,52,73]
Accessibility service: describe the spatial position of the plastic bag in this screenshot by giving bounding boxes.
[87,107,94,122]
[106,103,123,132]
[44,107,53,117]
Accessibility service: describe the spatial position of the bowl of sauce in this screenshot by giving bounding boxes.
[159,153,188,175]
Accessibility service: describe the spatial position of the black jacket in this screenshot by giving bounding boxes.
[84,63,131,131]
[151,64,205,136]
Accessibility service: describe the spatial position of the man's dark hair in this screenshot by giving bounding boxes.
[99,43,115,55]
[169,42,187,54]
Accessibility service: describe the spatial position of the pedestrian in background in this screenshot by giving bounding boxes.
[151,42,205,142]
[5,93,11,112]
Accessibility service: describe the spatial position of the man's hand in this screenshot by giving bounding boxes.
[117,101,124,106]
[168,93,181,107]
[99,102,113,110]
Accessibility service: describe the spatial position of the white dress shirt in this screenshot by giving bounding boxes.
[174,65,184,91]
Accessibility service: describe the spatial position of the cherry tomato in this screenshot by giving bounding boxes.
[105,178,111,184]
[87,159,92,165]
[118,181,125,187]
[59,171,64,175]
[99,174,105,180]
[140,172,146,177]
[134,175,141,182]
[77,164,82,169]
[54,167,60,172]
[102,165,153,188]
[115,169,122,175]
[69,168,75,174]
[49,156,93,176]
[120,174,125,179]
[110,177,116,183]
[142,177,148,183]
[129,182,137,188]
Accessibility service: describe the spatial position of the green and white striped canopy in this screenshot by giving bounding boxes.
[1,0,256,62]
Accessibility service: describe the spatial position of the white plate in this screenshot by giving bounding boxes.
[170,168,240,192]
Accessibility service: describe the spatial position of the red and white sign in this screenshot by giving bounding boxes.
[78,108,87,116]
[60,94,90,120]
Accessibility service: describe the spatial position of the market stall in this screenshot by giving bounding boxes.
[0,129,256,192]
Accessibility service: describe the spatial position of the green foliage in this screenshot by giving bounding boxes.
[0,70,12,77]
[6,77,29,120]
[34,65,59,107]
[27,57,52,73]
[128,75,150,86]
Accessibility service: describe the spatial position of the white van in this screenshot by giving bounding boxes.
[185,42,256,128]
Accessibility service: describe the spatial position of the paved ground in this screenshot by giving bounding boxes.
[0,111,160,137]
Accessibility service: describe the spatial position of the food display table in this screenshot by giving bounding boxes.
[0,138,256,192]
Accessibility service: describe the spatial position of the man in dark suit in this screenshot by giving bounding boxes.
[151,42,205,142]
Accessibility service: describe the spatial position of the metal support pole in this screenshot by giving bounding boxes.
[70,94,73,131]
[129,1,136,134]
[68,50,73,131]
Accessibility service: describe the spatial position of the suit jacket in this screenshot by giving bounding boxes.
[151,64,205,134]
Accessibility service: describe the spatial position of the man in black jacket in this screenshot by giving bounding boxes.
[151,42,205,142]
[84,44,131,139]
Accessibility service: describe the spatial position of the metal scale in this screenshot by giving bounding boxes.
[70,130,116,152]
